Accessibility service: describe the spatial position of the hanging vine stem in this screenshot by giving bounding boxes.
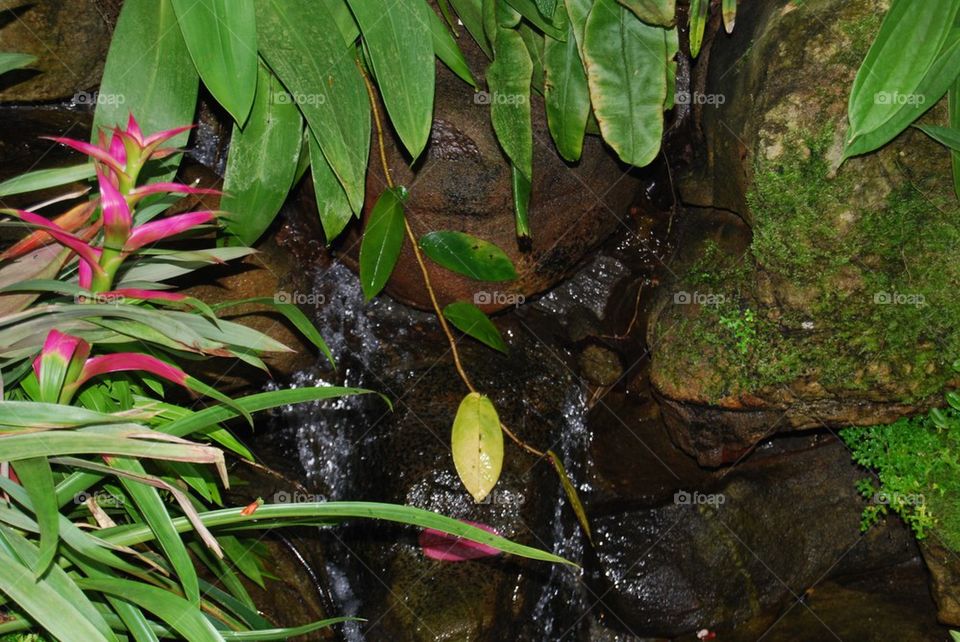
[358,63,544,460]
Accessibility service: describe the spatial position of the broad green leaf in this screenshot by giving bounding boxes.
[0,52,35,75]
[487,27,534,179]
[844,0,960,158]
[584,0,670,167]
[544,6,590,162]
[505,0,566,39]
[419,231,518,281]
[511,163,532,238]
[0,549,113,642]
[547,450,592,541]
[77,578,224,641]
[346,0,435,158]
[564,0,592,52]
[951,79,960,199]
[688,0,707,57]
[451,392,504,502]
[171,0,257,124]
[428,6,478,87]
[110,457,200,605]
[0,164,95,197]
[359,187,408,300]
[450,0,492,57]
[256,0,370,213]
[309,132,353,243]
[916,124,960,150]
[443,302,508,352]
[617,0,675,27]
[11,458,57,575]
[722,0,736,33]
[222,64,303,246]
[93,0,199,182]
[325,0,360,45]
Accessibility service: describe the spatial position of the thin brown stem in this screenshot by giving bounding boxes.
[358,61,544,459]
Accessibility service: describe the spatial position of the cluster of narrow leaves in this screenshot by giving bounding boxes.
[95,0,731,247]
[845,0,960,197]
[0,120,569,640]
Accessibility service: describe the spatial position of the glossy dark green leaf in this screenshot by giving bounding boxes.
[346,0,435,158]
[309,132,353,243]
[584,0,670,167]
[617,0,675,26]
[359,187,408,300]
[544,5,590,161]
[844,0,960,158]
[511,163,532,238]
[451,392,504,502]
[419,231,518,281]
[92,0,199,182]
[428,6,478,87]
[0,52,35,75]
[450,0,492,56]
[487,27,534,179]
[222,64,302,246]
[443,302,508,352]
[688,0,707,57]
[171,0,257,124]
[256,0,370,213]
[505,0,566,39]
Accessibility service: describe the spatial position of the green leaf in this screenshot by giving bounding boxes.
[171,0,257,124]
[11,458,58,575]
[688,0,707,57]
[0,52,35,75]
[952,79,960,200]
[451,392,504,502]
[915,124,960,151]
[221,617,361,641]
[221,64,303,246]
[519,23,546,93]
[584,0,670,167]
[346,0,435,158]
[547,450,592,541]
[443,302,508,352]
[0,244,70,318]
[617,0,675,26]
[308,132,353,243]
[450,0,492,56]
[92,0,199,182]
[256,0,371,213]
[359,187,408,300]
[844,0,960,158]
[544,6,590,162]
[505,0,566,39]
[535,0,558,18]
[0,401,144,430]
[0,164,95,197]
[511,163,532,239]
[77,578,224,641]
[487,27,534,179]
[428,6,478,87]
[0,429,225,465]
[0,549,114,642]
[419,231,518,281]
[564,0,592,51]
[722,0,736,33]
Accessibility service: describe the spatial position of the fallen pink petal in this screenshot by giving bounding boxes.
[420,521,503,562]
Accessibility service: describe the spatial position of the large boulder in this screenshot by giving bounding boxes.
[648,0,960,466]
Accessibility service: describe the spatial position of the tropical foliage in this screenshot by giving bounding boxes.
[0,118,567,640]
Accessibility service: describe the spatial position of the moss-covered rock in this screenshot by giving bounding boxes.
[649,0,960,465]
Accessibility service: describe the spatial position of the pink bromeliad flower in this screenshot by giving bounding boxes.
[1,114,220,292]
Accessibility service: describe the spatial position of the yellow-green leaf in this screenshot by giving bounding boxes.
[617,0,675,26]
[451,392,504,502]
[548,450,592,541]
